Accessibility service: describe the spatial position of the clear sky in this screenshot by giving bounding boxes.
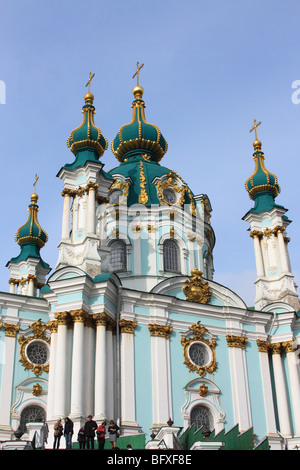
[0,0,299,306]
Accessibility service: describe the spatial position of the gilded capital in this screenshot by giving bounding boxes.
[4,323,20,337]
[148,323,173,339]
[93,312,111,327]
[249,230,263,239]
[119,319,137,334]
[282,340,297,353]
[48,320,58,333]
[70,309,89,324]
[226,335,248,349]
[256,339,271,353]
[270,342,282,355]
[55,311,72,327]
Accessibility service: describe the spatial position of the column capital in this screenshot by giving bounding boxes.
[226,335,248,349]
[48,320,58,333]
[256,339,271,352]
[61,188,75,197]
[119,319,137,334]
[282,340,298,353]
[70,308,89,324]
[55,311,72,327]
[93,312,111,327]
[270,342,282,355]
[272,225,285,236]
[249,230,263,239]
[148,323,173,339]
[4,323,20,337]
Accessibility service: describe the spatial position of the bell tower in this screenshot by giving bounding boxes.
[243,121,300,311]
[56,74,113,277]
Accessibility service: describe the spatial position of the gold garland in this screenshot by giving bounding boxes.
[181,321,217,377]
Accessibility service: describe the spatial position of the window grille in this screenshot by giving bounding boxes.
[190,405,213,431]
[110,240,127,271]
[163,239,180,272]
[20,406,46,432]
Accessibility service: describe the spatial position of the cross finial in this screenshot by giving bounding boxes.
[86,72,95,93]
[132,62,144,86]
[249,119,262,141]
[33,174,39,194]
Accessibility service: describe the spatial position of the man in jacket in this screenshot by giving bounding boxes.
[84,415,98,449]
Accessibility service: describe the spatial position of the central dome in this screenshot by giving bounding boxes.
[111,86,168,163]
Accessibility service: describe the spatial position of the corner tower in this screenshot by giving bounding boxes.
[6,178,51,296]
[56,74,113,277]
[243,120,300,311]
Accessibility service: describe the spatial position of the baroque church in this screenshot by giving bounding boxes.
[0,67,299,450]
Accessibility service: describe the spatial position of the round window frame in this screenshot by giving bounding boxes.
[162,188,177,205]
[25,339,50,367]
[109,189,123,205]
[188,341,212,368]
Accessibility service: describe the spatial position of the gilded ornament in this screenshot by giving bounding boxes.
[183,269,212,304]
[32,383,43,397]
[138,161,149,205]
[181,321,217,377]
[18,319,50,376]
[199,384,208,397]
[256,339,271,353]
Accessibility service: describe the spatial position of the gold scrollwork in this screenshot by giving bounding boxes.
[183,269,212,304]
[181,321,217,377]
[18,319,50,377]
[120,319,138,334]
[226,335,248,349]
[107,180,130,206]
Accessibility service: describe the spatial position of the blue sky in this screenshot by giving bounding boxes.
[0,0,299,306]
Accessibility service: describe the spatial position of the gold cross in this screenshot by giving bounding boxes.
[86,72,95,93]
[249,119,262,140]
[132,62,144,86]
[33,174,39,193]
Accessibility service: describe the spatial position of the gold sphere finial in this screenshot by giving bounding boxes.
[31,193,39,204]
[253,139,262,151]
[133,85,144,99]
[84,92,94,104]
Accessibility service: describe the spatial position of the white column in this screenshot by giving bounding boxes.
[106,320,115,421]
[250,231,265,278]
[148,227,157,275]
[149,324,173,430]
[283,341,300,436]
[93,313,107,421]
[120,320,138,431]
[47,321,58,421]
[83,319,95,417]
[271,343,292,436]
[53,312,70,418]
[70,310,87,419]
[0,324,19,429]
[227,336,252,432]
[277,229,290,274]
[133,227,142,275]
[61,190,72,240]
[86,184,97,234]
[256,340,278,436]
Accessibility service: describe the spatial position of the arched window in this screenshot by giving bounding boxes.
[190,405,213,432]
[110,240,127,272]
[20,405,46,433]
[163,239,180,272]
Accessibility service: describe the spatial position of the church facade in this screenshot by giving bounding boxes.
[0,73,299,450]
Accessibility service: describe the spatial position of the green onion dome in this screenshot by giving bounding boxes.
[15,193,48,248]
[67,92,108,160]
[111,86,168,163]
[245,139,280,200]
[245,139,281,213]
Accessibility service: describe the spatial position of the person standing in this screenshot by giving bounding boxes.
[77,426,86,449]
[53,418,63,449]
[96,421,107,450]
[108,420,120,449]
[64,417,74,450]
[84,415,98,449]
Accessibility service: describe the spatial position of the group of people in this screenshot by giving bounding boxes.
[53,416,120,450]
